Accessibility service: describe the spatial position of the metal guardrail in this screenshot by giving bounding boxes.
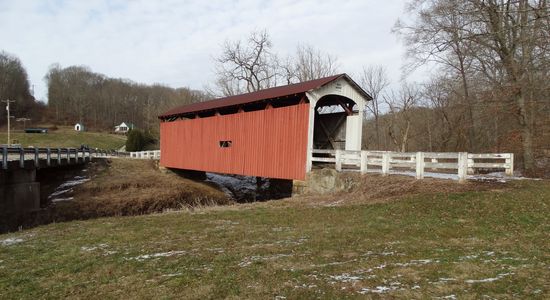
[1,147,129,170]
[312,149,514,182]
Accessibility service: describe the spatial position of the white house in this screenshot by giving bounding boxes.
[114,122,134,133]
[74,123,85,131]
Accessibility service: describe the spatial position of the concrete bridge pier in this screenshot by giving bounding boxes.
[0,164,40,216]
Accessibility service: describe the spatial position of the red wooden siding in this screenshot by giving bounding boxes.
[160,103,310,180]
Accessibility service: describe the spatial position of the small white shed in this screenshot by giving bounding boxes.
[74,123,85,131]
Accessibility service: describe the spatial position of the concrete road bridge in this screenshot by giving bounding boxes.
[0,147,120,217]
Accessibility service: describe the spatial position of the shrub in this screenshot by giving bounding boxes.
[126,129,156,152]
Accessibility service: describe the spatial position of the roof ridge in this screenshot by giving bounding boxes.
[159,73,361,118]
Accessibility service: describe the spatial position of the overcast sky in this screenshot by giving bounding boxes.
[1,0,410,102]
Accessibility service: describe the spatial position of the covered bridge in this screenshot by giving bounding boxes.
[158,74,372,180]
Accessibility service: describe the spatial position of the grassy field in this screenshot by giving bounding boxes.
[0,175,549,298]
[0,126,126,149]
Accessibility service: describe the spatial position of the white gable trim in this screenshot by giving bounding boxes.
[305,77,368,172]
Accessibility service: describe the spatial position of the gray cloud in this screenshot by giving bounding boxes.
[0,0,407,101]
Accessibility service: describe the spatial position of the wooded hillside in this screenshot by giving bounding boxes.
[45,65,206,133]
[0,51,45,127]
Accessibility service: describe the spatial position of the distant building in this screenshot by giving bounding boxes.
[114,122,134,134]
[74,123,85,131]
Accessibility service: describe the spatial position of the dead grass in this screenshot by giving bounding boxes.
[260,173,507,209]
[52,159,232,221]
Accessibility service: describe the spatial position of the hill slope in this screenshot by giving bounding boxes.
[0,178,548,299]
[0,126,126,149]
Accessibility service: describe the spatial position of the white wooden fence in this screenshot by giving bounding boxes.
[312,150,514,182]
[129,150,161,160]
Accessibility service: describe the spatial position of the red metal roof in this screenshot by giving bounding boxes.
[159,73,369,118]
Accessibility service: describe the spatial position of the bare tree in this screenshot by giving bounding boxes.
[291,45,339,82]
[395,0,549,174]
[385,83,420,152]
[360,65,390,149]
[0,51,41,125]
[213,30,279,96]
[394,0,480,150]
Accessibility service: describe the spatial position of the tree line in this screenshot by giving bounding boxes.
[1,0,548,174]
[386,0,549,175]
[45,65,205,134]
[0,51,45,127]
[1,52,204,135]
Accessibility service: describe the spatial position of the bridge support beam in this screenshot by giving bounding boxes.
[0,167,40,216]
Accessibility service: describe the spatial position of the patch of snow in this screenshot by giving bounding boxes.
[48,174,91,202]
[127,250,186,261]
[358,285,401,294]
[465,272,513,283]
[435,295,457,300]
[48,188,73,199]
[387,169,538,182]
[394,259,438,267]
[52,197,74,203]
[390,170,459,180]
[499,257,528,261]
[81,243,109,251]
[53,177,90,192]
[329,273,363,283]
[294,283,317,289]
[311,259,358,268]
[206,248,225,253]
[363,250,404,257]
[372,263,387,271]
[411,285,420,289]
[274,296,287,300]
[1,238,24,246]
[81,244,117,256]
[459,254,479,260]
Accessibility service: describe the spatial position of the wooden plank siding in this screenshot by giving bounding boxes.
[160,103,310,180]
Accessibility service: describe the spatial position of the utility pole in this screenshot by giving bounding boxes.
[2,100,15,146]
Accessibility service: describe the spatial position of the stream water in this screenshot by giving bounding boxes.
[38,166,91,206]
[205,173,292,202]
